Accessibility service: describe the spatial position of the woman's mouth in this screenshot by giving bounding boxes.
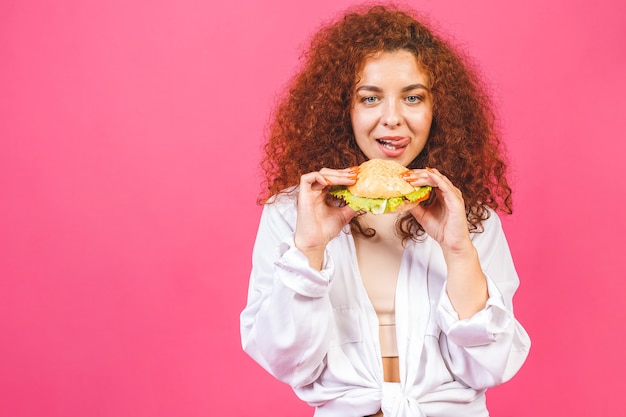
[376,136,411,158]
[377,139,399,150]
[376,137,410,155]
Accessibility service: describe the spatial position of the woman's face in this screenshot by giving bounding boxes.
[350,49,433,167]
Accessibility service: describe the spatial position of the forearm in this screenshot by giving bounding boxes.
[437,274,531,388]
[242,237,334,386]
[250,282,332,386]
[436,211,531,387]
[443,245,488,319]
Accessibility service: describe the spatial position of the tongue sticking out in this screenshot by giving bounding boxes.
[377,137,410,156]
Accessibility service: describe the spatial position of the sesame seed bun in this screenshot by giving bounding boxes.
[348,159,414,198]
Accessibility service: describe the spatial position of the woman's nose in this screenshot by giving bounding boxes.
[382,102,401,127]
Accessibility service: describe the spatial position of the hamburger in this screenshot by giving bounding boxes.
[330,159,432,214]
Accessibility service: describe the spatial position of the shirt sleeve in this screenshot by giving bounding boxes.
[240,199,336,388]
[435,212,531,390]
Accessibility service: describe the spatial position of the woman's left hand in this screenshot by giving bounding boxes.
[402,168,473,255]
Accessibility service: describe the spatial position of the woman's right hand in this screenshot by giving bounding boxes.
[294,167,358,270]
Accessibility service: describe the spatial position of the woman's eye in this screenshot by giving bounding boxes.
[406,95,423,103]
[362,96,378,104]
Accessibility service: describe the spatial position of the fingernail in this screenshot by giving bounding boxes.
[426,167,434,173]
[323,176,332,185]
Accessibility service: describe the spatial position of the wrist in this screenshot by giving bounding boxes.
[441,239,477,265]
[294,239,326,271]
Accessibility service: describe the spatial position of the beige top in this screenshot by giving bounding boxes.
[353,213,402,358]
[367,280,398,357]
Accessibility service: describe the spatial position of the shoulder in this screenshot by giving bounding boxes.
[482,208,503,229]
[471,208,506,243]
[266,186,298,208]
[262,186,299,225]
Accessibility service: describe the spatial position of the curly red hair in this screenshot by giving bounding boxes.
[259,4,512,238]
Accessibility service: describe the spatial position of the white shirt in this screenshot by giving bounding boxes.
[240,192,531,417]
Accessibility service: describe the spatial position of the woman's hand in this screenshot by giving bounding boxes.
[295,167,359,270]
[402,167,488,318]
[402,167,472,254]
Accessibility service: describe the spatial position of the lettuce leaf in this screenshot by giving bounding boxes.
[330,186,432,214]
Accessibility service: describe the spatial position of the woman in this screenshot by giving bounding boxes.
[240,4,530,416]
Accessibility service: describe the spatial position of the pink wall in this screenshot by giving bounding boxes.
[1,0,625,416]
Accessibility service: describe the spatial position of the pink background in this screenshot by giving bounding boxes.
[1,0,625,416]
